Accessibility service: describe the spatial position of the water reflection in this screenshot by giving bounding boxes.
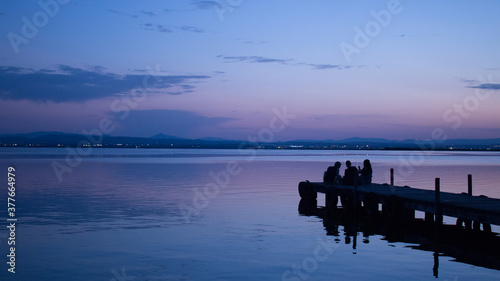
[298,200,500,276]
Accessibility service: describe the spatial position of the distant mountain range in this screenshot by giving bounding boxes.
[0,132,241,149]
[1,131,500,150]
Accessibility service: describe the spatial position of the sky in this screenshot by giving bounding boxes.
[1,0,500,141]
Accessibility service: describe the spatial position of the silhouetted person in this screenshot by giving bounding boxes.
[324,161,342,184]
[358,159,373,185]
[342,160,359,185]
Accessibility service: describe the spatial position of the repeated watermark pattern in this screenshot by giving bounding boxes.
[385,74,498,187]
[281,237,339,281]
[51,65,164,183]
[213,0,244,21]
[178,106,296,223]
[339,0,404,63]
[7,0,70,53]
[109,267,135,281]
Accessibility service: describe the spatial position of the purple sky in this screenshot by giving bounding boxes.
[1,0,500,141]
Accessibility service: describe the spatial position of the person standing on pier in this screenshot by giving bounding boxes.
[359,159,373,185]
[342,161,359,185]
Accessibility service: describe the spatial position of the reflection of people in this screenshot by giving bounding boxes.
[358,159,373,185]
[324,161,342,184]
[342,161,359,185]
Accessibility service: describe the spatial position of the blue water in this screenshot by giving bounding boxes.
[0,148,499,280]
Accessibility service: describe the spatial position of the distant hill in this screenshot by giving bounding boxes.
[150,133,185,140]
[283,137,500,150]
[199,137,233,142]
[0,132,241,149]
[0,131,77,139]
[1,132,499,150]
[339,137,399,144]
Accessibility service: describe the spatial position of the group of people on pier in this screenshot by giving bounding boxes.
[323,159,372,185]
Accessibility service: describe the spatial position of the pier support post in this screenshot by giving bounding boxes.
[363,193,378,217]
[435,178,442,224]
[425,212,434,223]
[390,168,394,186]
[468,174,472,196]
[433,177,442,278]
[325,189,338,210]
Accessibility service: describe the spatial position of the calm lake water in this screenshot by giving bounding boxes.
[0,148,500,280]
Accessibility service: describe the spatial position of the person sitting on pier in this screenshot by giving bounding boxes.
[358,159,373,185]
[342,160,359,185]
[323,161,342,184]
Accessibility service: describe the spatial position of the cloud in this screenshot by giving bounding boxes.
[142,23,207,34]
[191,1,224,10]
[468,84,500,90]
[86,65,107,73]
[240,40,268,45]
[305,64,364,70]
[105,9,138,18]
[0,65,210,102]
[218,55,292,65]
[140,10,156,16]
[142,23,172,33]
[308,64,346,70]
[106,8,120,14]
[110,109,236,138]
[218,55,364,70]
[459,78,478,85]
[106,8,158,18]
[166,84,195,95]
[181,25,206,33]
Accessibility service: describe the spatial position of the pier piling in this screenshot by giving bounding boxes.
[435,178,442,223]
[468,174,473,196]
[390,168,394,186]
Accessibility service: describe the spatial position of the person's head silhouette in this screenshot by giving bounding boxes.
[346,161,352,168]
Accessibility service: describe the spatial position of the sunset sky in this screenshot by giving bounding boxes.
[1,0,499,141]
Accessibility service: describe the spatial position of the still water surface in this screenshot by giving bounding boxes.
[0,148,499,280]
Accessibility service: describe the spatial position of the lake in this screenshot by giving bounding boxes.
[0,148,499,280]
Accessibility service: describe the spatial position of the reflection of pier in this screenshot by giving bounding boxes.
[298,174,500,229]
[298,200,500,273]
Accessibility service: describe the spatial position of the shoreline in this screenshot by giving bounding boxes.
[1,146,499,152]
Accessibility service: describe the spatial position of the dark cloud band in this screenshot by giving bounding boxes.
[468,84,500,90]
[0,65,210,102]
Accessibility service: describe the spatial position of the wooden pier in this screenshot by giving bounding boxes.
[298,174,500,228]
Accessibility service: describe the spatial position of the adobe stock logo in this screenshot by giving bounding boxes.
[339,0,403,63]
[213,0,243,21]
[7,0,70,53]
